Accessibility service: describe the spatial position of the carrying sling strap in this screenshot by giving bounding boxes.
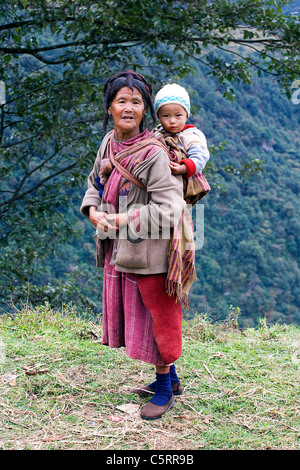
[109,134,171,191]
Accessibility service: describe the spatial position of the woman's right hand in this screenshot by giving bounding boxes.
[89,207,118,237]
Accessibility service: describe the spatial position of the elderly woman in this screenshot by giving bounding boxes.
[80,71,193,420]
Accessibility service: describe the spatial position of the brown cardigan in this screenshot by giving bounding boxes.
[80,131,186,275]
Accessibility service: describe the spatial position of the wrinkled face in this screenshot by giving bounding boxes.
[108,86,146,139]
[157,103,188,134]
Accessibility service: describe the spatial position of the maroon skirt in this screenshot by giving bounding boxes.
[101,242,182,366]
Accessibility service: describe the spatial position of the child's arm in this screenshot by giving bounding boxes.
[169,160,195,176]
[179,127,210,174]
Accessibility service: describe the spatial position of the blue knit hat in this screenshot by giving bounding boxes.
[154,83,191,117]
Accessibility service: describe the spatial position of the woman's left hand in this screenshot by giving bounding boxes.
[106,213,128,228]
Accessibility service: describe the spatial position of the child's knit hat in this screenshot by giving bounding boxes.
[154,83,191,117]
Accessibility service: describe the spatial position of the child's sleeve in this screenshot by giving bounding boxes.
[179,126,210,176]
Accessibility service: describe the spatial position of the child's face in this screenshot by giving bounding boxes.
[157,104,188,134]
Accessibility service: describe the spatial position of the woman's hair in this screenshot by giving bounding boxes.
[103,70,156,132]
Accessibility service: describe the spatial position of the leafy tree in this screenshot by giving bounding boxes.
[0,0,299,310]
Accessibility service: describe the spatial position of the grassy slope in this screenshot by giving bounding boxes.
[0,305,299,450]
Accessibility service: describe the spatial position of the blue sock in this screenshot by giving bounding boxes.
[148,379,156,389]
[148,364,180,389]
[150,372,172,406]
[170,363,179,384]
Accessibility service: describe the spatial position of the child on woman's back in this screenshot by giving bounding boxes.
[154,83,210,179]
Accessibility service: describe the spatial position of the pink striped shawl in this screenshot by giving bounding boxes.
[103,129,156,211]
[102,129,196,309]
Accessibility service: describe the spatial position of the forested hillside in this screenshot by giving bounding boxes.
[1,1,299,328]
[184,68,300,326]
[45,64,300,328]
[1,61,299,327]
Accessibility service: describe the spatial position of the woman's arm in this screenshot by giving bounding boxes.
[179,127,210,173]
[90,144,185,237]
[80,131,112,218]
[119,148,185,237]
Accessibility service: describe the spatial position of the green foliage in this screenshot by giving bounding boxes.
[0,1,299,321]
[186,69,300,326]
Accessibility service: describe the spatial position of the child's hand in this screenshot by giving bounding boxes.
[169,161,187,175]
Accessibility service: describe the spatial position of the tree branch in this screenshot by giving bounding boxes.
[0,161,78,214]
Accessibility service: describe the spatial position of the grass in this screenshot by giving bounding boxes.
[0,303,299,450]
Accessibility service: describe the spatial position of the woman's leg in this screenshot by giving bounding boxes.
[150,365,172,406]
[156,365,170,374]
[140,365,174,420]
[131,362,184,397]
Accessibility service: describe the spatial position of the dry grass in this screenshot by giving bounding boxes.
[0,304,299,450]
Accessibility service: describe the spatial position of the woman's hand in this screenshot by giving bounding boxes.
[106,212,128,228]
[89,207,118,237]
[89,207,128,238]
[89,207,107,228]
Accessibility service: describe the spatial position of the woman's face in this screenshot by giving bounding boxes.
[108,86,146,140]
